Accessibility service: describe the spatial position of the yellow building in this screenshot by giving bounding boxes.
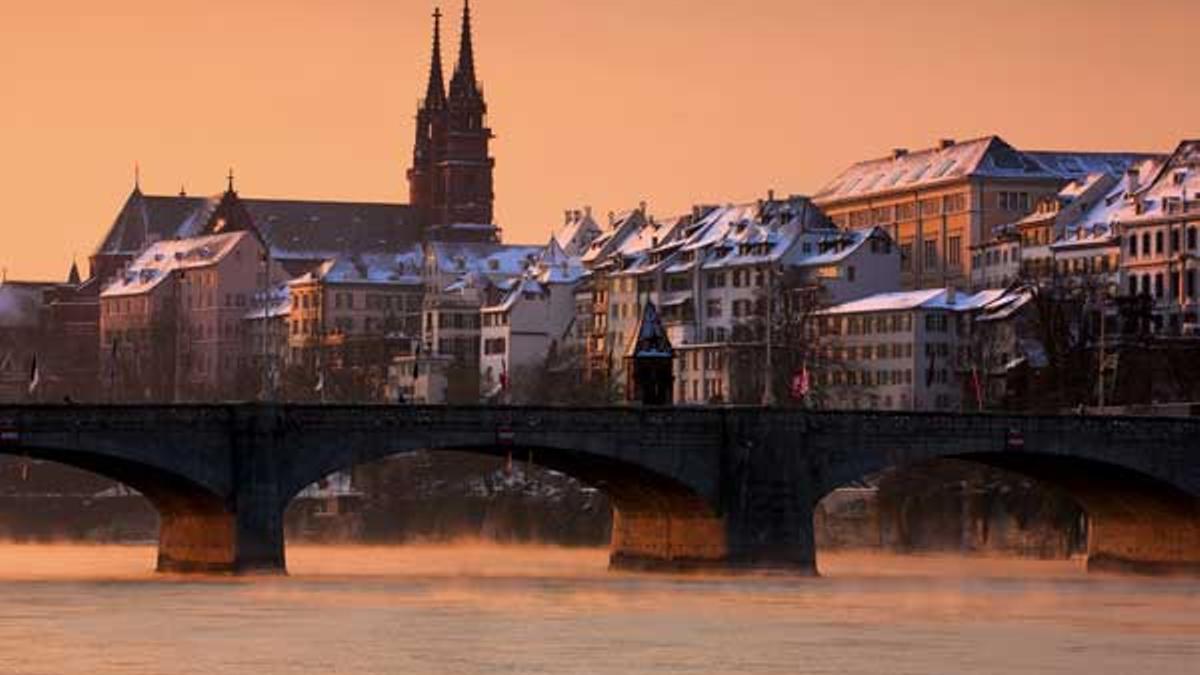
[814,136,1150,291]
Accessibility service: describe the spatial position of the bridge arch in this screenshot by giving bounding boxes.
[805,413,1200,575]
[277,438,728,571]
[0,444,233,573]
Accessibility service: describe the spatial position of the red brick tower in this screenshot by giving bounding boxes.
[408,2,495,231]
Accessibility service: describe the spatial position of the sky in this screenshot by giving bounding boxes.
[1,0,1197,280]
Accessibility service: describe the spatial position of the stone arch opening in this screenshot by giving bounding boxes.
[813,452,1200,576]
[0,445,232,573]
[279,443,727,573]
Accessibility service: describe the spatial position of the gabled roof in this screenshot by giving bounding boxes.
[298,246,426,287]
[100,231,251,298]
[96,192,425,261]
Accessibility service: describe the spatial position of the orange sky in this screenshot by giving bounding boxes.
[1,0,1197,280]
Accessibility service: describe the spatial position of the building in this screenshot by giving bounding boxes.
[407,3,496,234]
[814,136,1150,291]
[98,230,277,401]
[479,238,585,398]
[816,288,1015,411]
[1114,141,1200,332]
[89,2,499,291]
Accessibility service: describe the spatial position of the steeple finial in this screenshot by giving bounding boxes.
[227,168,236,193]
[449,0,479,100]
[424,7,447,108]
[134,162,141,192]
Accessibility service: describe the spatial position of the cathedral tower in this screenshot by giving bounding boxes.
[408,2,495,232]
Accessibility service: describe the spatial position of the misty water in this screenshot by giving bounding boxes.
[0,544,1196,675]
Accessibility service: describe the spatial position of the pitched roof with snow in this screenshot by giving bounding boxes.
[426,241,544,282]
[814,136,1153,205]
[821,287,1006,316]
[0,282,52,328]
[100,231,251,298]
[303,247,426,287]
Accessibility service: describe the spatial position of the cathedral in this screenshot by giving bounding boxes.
[90,1,498,285]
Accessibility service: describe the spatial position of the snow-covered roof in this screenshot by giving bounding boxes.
[821,287,1006,316]
[814,136,1153,204]
[300,246,425,287]
[428,242,543,281]
[1117,140,1200,226]
[244,283,292,320]
[624,302,673,358]
[101,231,250,298]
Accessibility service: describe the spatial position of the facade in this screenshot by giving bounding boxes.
[816,288,1013,411]
[479,239,584,397]
[814,136,1150,291]
[1114,141,1200,332]
[98,231,275,400]
[577,196,900,404]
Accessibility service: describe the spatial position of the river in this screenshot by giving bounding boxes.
[0,544,1195,674]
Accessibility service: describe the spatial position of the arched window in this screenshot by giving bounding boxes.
[1129,235,1138,256]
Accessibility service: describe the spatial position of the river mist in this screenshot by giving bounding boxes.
[0,543,1196,675]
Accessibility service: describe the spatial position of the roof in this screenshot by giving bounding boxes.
[244,283,293,320]
[814,136,1153,204]
[100,231,250,298]
[624,302,673,358]
[426,241,543,282]
[97,191,425,260]
[821,287,1006,315]
[299,247,426,287]
[1118,140,1200,225]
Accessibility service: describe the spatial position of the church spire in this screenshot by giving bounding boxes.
[449,0,480,101]
[424,7,447,108]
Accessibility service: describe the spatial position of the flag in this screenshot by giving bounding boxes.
[971,366,984,411]
[925,349,937,387]
[27,355,39,395]
[315,371,324,393]
[790,363,810,400]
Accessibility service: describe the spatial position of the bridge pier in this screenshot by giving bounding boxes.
[156,498,285,575]
[1084,499,1200,576]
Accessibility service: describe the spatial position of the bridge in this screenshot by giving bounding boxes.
[0,405,1197,576]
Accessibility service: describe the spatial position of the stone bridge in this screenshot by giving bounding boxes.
[0,405,1197,576]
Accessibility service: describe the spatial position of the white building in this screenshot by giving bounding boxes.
[817,288,1015,411]
[479,238,585,398]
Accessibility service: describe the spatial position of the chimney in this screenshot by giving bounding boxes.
[768,189,776,202]
[1126,167,1141,195]
[584,205,592,219]
[639,200,648,215]
[608,211,615,226]
[892,148,909,160]
[938,138,956,150]
[564,210,573,226]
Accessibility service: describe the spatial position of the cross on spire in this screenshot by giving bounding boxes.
[424,7,447,108]
[227,168,236,193]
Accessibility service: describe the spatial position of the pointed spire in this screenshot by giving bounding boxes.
[424,7,447,108]
[449,0,479,100]
[226,167,236,193]
[67,259,81,286]
[133,162,142,193]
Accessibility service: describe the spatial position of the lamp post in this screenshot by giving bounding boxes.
[762,263,777,407]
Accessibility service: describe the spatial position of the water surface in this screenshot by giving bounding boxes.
[0,544,1195,674]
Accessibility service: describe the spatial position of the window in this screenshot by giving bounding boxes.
[1190,227,1198,251]
[1156,231,1165,255]
[900,243,913,272]
[896,203,916,221]
[1155,273,1164,299]
[947,236,961,267]
[1129,235,1138,257]
[924,240,937,270]
[942,193,966,213]
[919,198,940,217]
[1143,233,1151,256]
[706,299,722,318]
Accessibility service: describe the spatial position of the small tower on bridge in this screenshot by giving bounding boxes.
[624,302,674,406]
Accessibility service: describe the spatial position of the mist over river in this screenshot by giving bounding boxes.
[0,544,1196,675]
